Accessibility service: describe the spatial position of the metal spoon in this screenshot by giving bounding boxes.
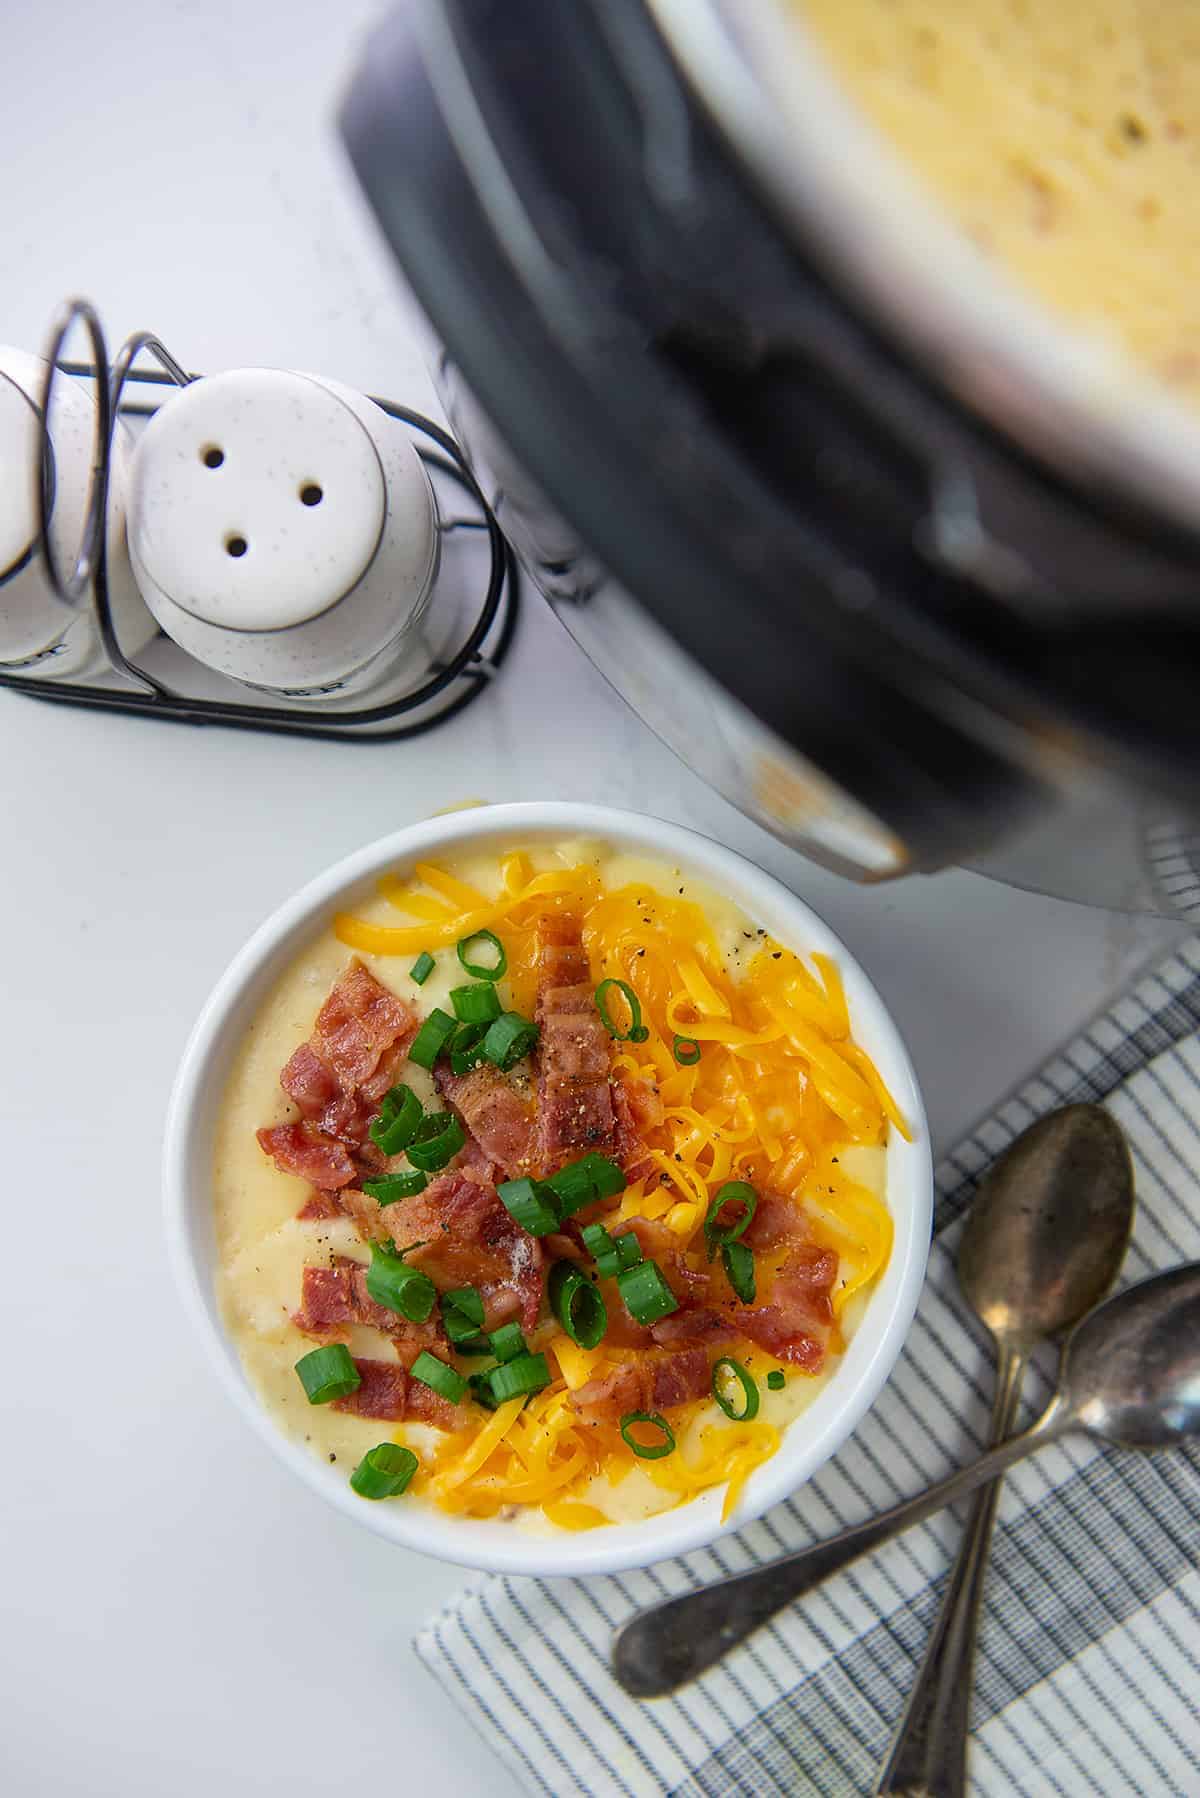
[612,1259,1200,1698]
[876,1104,1134,1796]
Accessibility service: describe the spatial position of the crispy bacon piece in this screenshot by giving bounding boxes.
[294,1261,369,1333]
[332,1187,392,1244]
[570,1347,710,1421]
[296,1190,342,1221]
[612,1075,661,1182]
[292,1258,446,1362]
[600,1308,656,1350]
[647,1346,713,1409]
[375,1172,544,1331]
[536,986,613,1073]
[309,960,416,1093]
[405,1376,469,1430]
[435,1065,536,1178]
[737,1245,839,1371]
[544,1231,586,1263]
[257,1122,357,1189]
[743,1193,806,1252]
[617,1073,664,1135]
[279,960,417,1143]
[650,1307,738,1348]
[281,1043,341,1123]
[455,1133,501,1184]
[331,1357,407,1420]
[543,1079,615,1167]
[330,1356,466,1429]
[620,1217,709,1304]
[603,1299,736,1353]
[537,914,589,986]
[535,912,616,1171]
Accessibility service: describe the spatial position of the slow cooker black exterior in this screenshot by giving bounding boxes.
[341,0,1200,872]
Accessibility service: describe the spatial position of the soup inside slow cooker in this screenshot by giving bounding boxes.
[801,0,1200,400]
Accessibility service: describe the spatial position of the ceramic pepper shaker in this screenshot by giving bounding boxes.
[126,366,442,703]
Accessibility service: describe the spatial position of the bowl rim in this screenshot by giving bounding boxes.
[164,801,932,1577]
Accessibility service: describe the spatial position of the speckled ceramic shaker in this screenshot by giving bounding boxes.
[0,346,154,679]
[125,367,441,702]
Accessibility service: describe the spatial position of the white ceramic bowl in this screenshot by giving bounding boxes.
[164,802,931,1575]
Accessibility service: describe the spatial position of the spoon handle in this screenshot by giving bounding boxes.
[611,1398,1070,1699]
[874,1344,1030,1797]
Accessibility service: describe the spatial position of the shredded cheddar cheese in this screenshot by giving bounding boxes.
[542,1501,610,1531]
[548,1334,607,1391]
[343,851,905,1525]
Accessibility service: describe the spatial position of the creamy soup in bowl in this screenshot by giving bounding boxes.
[165,804,931,1576]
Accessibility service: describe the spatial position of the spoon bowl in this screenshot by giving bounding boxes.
[958,1103,1135,1349]
[1065,1262,1200,1449]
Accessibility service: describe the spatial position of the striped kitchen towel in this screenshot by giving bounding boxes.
[416,938,1200,1797]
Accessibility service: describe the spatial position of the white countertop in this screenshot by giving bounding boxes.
[0,6,1185,1794]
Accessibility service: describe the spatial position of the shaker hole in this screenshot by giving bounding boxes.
[225,534,248,558]
[299,483,323,507]
[202,445,225,469]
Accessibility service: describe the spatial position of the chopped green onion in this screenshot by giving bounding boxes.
[442,1286,485,1332]
[616,1232,643,1271]
[442,1286,487,1351]
[581,1221,618,1278]
[712,1357,760,1421]
[581,1221,643,1280]
[406,1111,466,1173]
[549,1261,608,1349]
[365,1239,437,1322]
[585,1153,628,1199]
[496,1176,560,1236]
[546,1160,598,1217]
[448,1020,488,1076]
[617,1257,678,1325]
[703,1181,758,1259]
[767,1370,786,1391]
[408,1008,458,1071]
[457,929,507,981]
[410,1350,467,1405]
[362,1169,428,1204]
[368,1083,423,1155]
[488,1321,528,1363]
[450,982,502,1025]
[443,1324,488,1356]
[722,1240,756,1304]
[379,1085,417,1114]
[487,1352,551,1403]
[408,952,435,986]
[481,1010,539,1071]
[594,978,650,1044]
[672,1035,701,1066]
[350,1442,418,1500]
[294,1344,361,1405]
[546,1151,626,1218]
[619,1411,675,1459]
[468,1369,500,1410]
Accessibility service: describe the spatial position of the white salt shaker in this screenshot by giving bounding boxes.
[125,367,441,702]
[0,347,155,680]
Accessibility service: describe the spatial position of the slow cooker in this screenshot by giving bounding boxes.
[340,0,1200,917]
